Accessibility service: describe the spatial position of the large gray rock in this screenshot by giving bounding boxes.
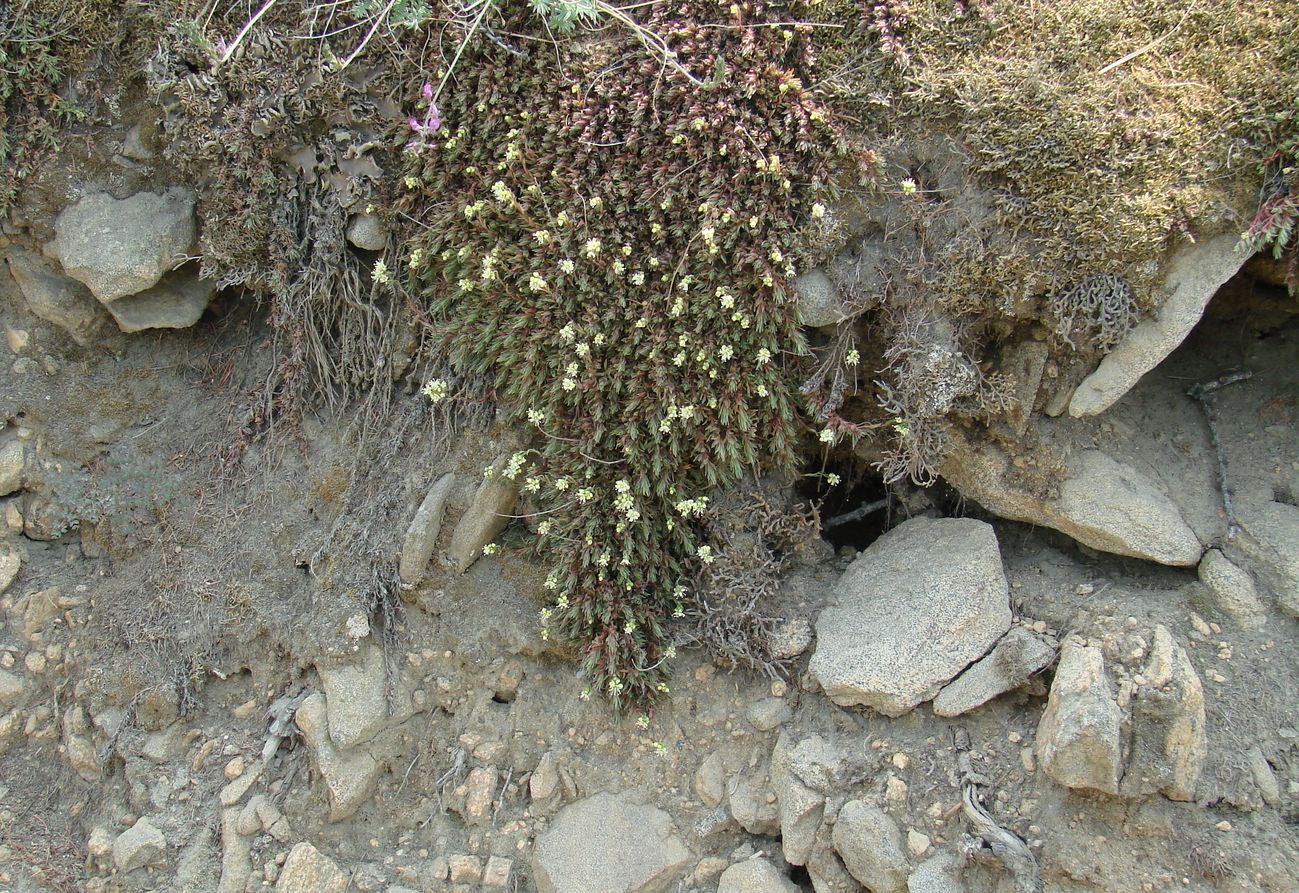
[399,473,455,584]
[294,693,382,821]
[943,442,1202,566]
[907,852,967,893]
[1035,638,1122,795]
[810,517,1011,715]
[317,644,387,749]
[729,770,780,836]
[932,626,1057,717]
[448,456,522,572]
[276,842,348,893]
[51,189,196,302]
[1070,234,1246,417]
[5,248,106,344]
[103,266,214,332]
[1122,625,1206,801]
[532,792,691,893]
[1239,500,1299,617]
[718,858,800,893]
[113,816,167,873]
[831,800,909,893]
[346,212,387,250]
[1197,549,1266,629]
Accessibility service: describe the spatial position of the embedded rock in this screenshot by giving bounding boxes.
[1197,549,1266,628]
[729,770,780,836]
[317,644,387,749]
[793,268,847,327]
[448,456,522,572]
[0,437,25,497]
[399,472,455,584]
[277,842,348,893]
[932,626,1057,717]
[942,441,1202,566]
[1070,233,1246,417]
[831,800,909,893]
[294,693,382,821]
[113,816,167,873]
[1035,638,1122,795]
[1122,625,1206,801]
[693,752,726,809]
[718,858,801,893]
[809,517,1011,715]
[531,791,691,893]
[1239,500,1299,617]
[907,852,967,893]
[0,669,28,708]
[807,828,862,893]
[4,248,106,344]
[772,734,825,866]
[51,189,197,302]
[103,266,214,332]
[0,547,19,594]
[346,212,387,250]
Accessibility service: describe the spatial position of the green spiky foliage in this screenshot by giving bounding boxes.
[401,0,864,709]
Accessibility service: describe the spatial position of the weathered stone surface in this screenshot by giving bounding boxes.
[317,644,387,749]
[399,473,455,584]
[0,547,19,594]
[532,791,691,893]
[729,769,780,835]
[460,766,498,824]
[23,586,61,638]
[103,266,214,332]
[1001,339,1050,437]
[1239,500,1299,617]
[808,826,864,893]
[448,456,522,572]
[810,517,1011,715]
[531,751,561,803]
[718,858,801,893]
[747,697,792,731]
[295,693,382,821]
[832,800,909,893]
[0,669,26,708]
[793,268,846,327]
[1070,233,1246,417]
[1198,549,1266,628]
[277,842,348,893]
[113,816,167,872]
[942,441,1202,566]
[1123,625,1206,801]
[693,752,725,809]
[933,626,1057,717]
[0,437,24,497]
[1036,638,1122,795]
[346,212,388,250]
[772,734,825,867]
[907,851,967,893]
[51,189,196,303]
[217,807,251,893]
[5,248,106,344]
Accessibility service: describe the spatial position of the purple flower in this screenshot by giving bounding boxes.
[427,103,441,134]
[422,81,434,101]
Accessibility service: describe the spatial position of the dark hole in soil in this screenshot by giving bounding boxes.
[797,455,891,551]
[787,864,814,889]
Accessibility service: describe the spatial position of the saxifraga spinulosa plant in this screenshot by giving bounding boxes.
[400,0,870,710]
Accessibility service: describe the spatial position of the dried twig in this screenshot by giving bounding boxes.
[1188,370,1252,541]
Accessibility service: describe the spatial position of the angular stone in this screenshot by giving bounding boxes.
[1197,549,1266,628]
[718,858,800,893]
[746,697,792,732]
[1070,234,1246,417]
[532,791,691,893]
[23,587,61,638]
[51,189,197,302]
[218,759,263,806]
[0,669,26,709]
[399,473,456,584]
[933,626,1057,717]
[461,766,498,824]
[4,248,106,344]
[531,751,561,802]
[807,826,861,893]
[318,644,388,749]
[113,816,167,873]
[729,770,779,835]
[943,441,1202,566]
[1122,625,1206,801]
[772,734,825,867]
[693,752,725,809]
[810,517,1012,715]
[1035,638,1122,795]
[832,800,909,893]
[295,693,382,821]
[448,456,522,572]
[103,266,214,333]
[276,842,348,893]
[218,807,251,893]
[1239,500,1299,617]
[483,855,514,888]
[907,851,967,893]
[0,547,19,594]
